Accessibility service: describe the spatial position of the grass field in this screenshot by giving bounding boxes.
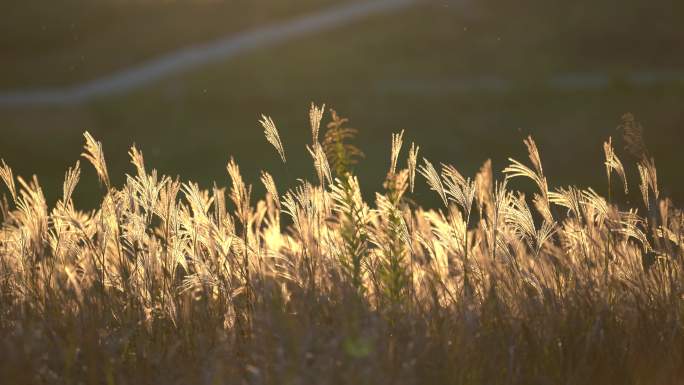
[1,2,684,383]
[0,105,682,384]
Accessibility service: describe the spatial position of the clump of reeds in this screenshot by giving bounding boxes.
[0,107,682,385]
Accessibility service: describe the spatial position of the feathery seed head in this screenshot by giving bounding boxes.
[260,170,280,210]
[604,137,629,195]
[82,131,111,189]
[388,130,404,179]
[309,102,326,144]
[408,142,419,193]
[308,142,333,186]
[62,161,81,205]
[419,158,447,207]
[0,159,16,202]
[260,114,287,163]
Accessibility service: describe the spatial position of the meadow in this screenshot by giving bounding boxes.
[3,0,684,207]
[0,105,682,384]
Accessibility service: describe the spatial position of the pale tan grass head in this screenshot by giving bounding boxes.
[260,170,280,210]
[441,163,476,219]
[260,114,286,163]
[309,102,325,144]
[407,142,419,193]
[0,159,16,202]
[637,157,659,209]
[388,130,404,179]
[62,161,81,205]
[82,132,110,189]
[308,142,333,186]
[603,137,628,194]
[129,144,146,177]
[419,158,447,206]
[227,158,252,223]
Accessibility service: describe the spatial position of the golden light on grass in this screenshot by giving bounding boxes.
[0,106,682,384]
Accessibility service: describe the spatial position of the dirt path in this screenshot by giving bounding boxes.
[0,0,415,107]
[378,71,684,94]
[2,0,680,107]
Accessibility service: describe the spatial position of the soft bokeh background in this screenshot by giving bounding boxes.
[1,0,683,206]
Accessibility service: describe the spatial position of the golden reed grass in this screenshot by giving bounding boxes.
[0,107,682,384]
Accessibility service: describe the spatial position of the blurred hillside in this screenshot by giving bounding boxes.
[1,0,340,88]
[1,0,683,206]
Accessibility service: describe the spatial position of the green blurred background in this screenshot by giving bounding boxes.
[1,0,683,207]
